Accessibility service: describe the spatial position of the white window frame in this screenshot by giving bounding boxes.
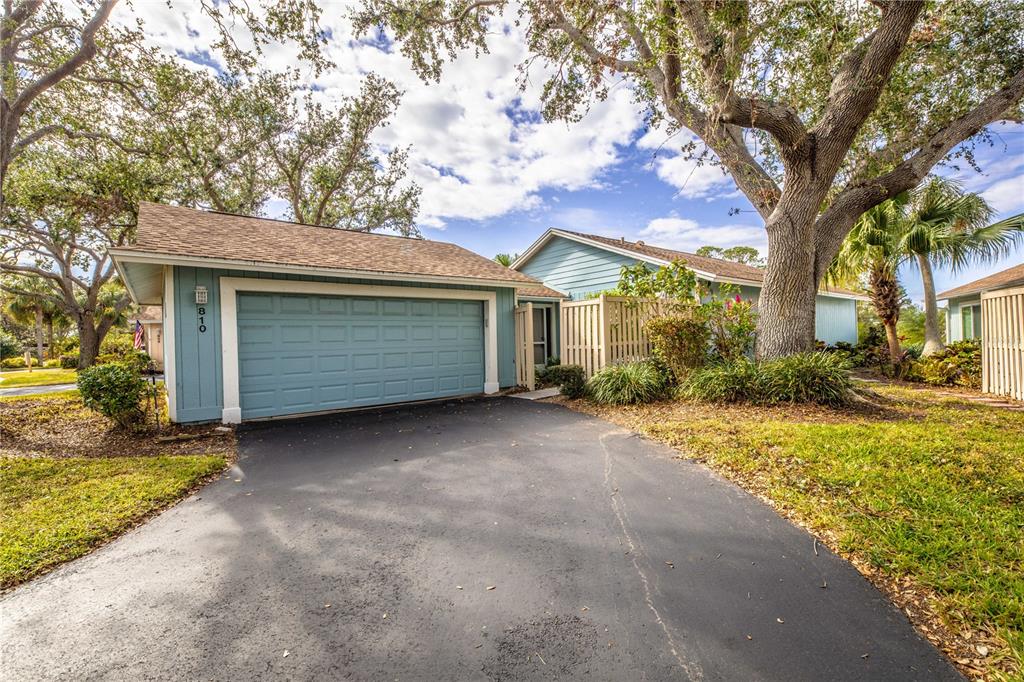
[218,277,499,424]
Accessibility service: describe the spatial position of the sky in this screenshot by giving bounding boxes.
[116,1,1024,306]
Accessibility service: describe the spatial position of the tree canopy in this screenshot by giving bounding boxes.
[354,0,1024,357]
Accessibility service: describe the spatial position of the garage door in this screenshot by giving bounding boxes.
[236,292,485,419]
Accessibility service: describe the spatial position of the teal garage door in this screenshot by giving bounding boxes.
[236,292,485,419]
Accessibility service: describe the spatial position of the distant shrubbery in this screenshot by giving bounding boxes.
[1,357,38,369]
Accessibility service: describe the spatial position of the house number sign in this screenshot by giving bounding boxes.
[198,306,208,333]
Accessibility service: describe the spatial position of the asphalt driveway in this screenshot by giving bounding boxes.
[1,397,959,681]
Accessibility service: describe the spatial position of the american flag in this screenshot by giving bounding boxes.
[133,320,144,350]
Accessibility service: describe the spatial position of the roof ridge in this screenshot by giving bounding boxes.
[139,201,454,247]
[556,227,766,273]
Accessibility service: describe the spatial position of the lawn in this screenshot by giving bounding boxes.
[1,390,234,588]
[0,368,77,388]
[569,384,1024,681]
[0,455,226,588]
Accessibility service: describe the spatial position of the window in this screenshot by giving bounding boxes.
[961,304,982,340]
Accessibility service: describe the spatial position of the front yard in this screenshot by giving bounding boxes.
[567,383,1024,681]
[0,368,78,388]
[0,391,233,589]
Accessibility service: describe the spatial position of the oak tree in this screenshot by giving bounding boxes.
[353,0,1024,357]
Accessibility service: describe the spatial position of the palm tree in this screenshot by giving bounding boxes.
[493,253,518,267]
[831,198,909,367]
[3,283,48,364]
[894,177,1023,355]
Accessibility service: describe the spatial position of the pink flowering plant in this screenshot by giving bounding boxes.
[706,284,757,361]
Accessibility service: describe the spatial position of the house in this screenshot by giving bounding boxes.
[937,262,1024,343]
[111,202,540,424]
[510,228,866,362]
[135,305,164,371]
[937,261,1024,402]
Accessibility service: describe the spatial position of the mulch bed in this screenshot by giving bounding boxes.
[0,394,235,459]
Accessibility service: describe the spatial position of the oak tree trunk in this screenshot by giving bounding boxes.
[77,315,100,369]
[755,198,820,359]
[917,254,944,357]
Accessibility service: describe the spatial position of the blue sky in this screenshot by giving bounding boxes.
[126,2,1024,306]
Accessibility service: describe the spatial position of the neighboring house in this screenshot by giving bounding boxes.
[111,202,539,424]
[510,228,866,354]
[937,262,1024,343]
[135,306,164,371]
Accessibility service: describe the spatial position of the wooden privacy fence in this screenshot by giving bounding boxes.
[981,286,1024,401]
[560,295,668,378]
[514,302,535,390]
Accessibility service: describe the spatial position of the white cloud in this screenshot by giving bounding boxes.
[635,125,740,200]
[116,2,644,229]
[981,174,1024,215]
[639,217,767,254]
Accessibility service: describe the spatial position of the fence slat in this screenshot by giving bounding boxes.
[981,286,1024,401]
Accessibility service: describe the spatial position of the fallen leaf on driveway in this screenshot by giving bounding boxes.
[486,585,496,591]
[283,650,290,658]
[777,618,785,624]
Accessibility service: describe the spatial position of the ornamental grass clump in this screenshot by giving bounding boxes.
[681,352,852,407]
[586,360,672,405]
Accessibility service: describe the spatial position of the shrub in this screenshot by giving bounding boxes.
[644,313,711,378]
[99,331,136,357]
[0,330,18,359]
[680,357,763,403]
[77,362,148,429]
[706,292,757,361]
[681,352,852,407]
[758,352,853,407]
[42,359,61,368]
[587,360,672,405]
[543,364,586,399]
[1,357,37,369]
[909,341,981,389]
[59,353,80,369]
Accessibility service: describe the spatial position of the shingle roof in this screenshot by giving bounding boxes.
[118,202,538,286]
[937,262,1024,299]
[552,229,863,298]
[517,285,567,299]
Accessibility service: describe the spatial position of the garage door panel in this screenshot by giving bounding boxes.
[237,292,484,418]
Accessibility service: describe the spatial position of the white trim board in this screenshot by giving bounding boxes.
[110,248,536,291]
[162,266,178,422]
[218,277,500,424]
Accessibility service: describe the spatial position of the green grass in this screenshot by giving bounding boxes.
[584,385,1024,678]
[0,455,226,588]
[0,368,77,388]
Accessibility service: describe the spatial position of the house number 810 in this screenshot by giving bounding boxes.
[198,306,207,333]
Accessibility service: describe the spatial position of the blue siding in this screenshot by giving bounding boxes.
[518,236,639,299]
[946,295,981,343]
[171,267,517,423]
[517,236,859,346]
[814,296,859,345]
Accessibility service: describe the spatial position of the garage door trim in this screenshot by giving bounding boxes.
[219,277,499,424]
